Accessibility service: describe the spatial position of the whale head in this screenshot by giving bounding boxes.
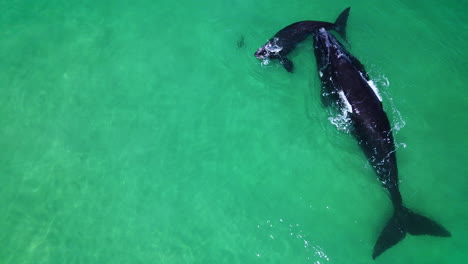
[254,38,283,59]
[254,46,269,59]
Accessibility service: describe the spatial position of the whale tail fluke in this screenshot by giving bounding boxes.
[334,7,351,41]
[372,206,450,259]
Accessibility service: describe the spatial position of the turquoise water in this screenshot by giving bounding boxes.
[1,0,467,263]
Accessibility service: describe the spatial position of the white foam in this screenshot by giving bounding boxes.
[261,59,270,66]
[383,76,390,87]
[328,107,352,133]
[373,73,407,137]
[375,74,406,133]
[328,114,351,133]
[338,90,353,113]
[367,80,383,101]
[359,71,382,102]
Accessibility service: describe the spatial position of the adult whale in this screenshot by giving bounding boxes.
[312,28,451,259]
[254,7,350,72]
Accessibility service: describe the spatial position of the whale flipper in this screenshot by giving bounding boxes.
[279,55,294,72]
[373,207,451,259]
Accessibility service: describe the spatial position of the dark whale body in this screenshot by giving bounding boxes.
[312,27,450,259]
[254,7,350,72]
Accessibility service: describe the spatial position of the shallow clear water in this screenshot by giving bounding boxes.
[1,0,467,263]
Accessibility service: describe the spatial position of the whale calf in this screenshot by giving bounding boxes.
[312,27,451,259]
[254,7,350,72]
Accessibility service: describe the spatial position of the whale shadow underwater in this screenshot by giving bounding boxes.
[254,7,450,259]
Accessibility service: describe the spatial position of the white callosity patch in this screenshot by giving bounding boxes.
[318,27,327,34]
[318,28,331,47]
[260,37,282,65]
[336,50,344,59]
[265,37,282,53]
